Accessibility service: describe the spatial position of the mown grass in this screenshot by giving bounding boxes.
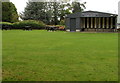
[2,30,118,81]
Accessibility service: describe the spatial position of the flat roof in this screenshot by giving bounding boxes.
[66,11,118,18]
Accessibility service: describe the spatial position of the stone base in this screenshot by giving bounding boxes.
[76,29,80,32]
[83,28,116,32]
[66,29,117,32]
[66,29,70,32]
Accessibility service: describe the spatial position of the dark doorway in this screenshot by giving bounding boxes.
[70,18,76,31]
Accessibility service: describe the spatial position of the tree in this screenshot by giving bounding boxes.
[20,2,52,24]
[71,2,86,13]
[59,2,71,21]
[20,1,60,25]
[52,2,60,25]
[20,1,86,25]
[2,2,19,22]
[57,1,86,23]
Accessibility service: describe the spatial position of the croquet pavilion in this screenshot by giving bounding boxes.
[65,11,118,32]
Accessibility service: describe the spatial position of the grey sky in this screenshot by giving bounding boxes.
[10,0,119,14]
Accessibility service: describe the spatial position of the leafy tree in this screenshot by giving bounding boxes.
[20,2,52,24]
[20,1,86,25]
[52,2,60,25]
[59,2,71,21]
[71,2,86,13]
[2,2,19,22]
[56,1,86,23]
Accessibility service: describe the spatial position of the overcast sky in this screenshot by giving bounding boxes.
[10,0,120,14]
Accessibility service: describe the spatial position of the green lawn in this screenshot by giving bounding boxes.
[2,30,118,81]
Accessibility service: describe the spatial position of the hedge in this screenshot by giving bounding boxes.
[0,22,13,30]
[13,20,46,29]
[117,28,120,32]
[60,20,65,25]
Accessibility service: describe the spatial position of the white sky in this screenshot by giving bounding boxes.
[10,0,120,14]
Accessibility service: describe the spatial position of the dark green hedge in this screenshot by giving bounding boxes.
[13,20,46,29]
[117,28,120,32]
[0,22,12,30]
[0,22,12,25]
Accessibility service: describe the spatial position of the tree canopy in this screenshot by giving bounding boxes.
[20,1,86,25]
[2,2,19,23]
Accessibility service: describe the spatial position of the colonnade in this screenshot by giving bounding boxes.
[81,17,116,29]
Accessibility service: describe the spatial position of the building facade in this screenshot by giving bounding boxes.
[66,11,117,32]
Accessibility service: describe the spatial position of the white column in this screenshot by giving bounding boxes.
[87,18,89,28]
[83,18,85,28]
[99,17,101,28]
[94,17,96,28]
[85,18,87,28]
[107,17,109,28]
[111,17,113,28]
[102,17,105,28]
[84,18,86,28]
[91,18,93,28]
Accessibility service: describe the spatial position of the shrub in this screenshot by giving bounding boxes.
[0,22,13,30]
[117,28,120,32]
[60,20,65,25]
[55,25,65,31]
[13,20,46,29]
